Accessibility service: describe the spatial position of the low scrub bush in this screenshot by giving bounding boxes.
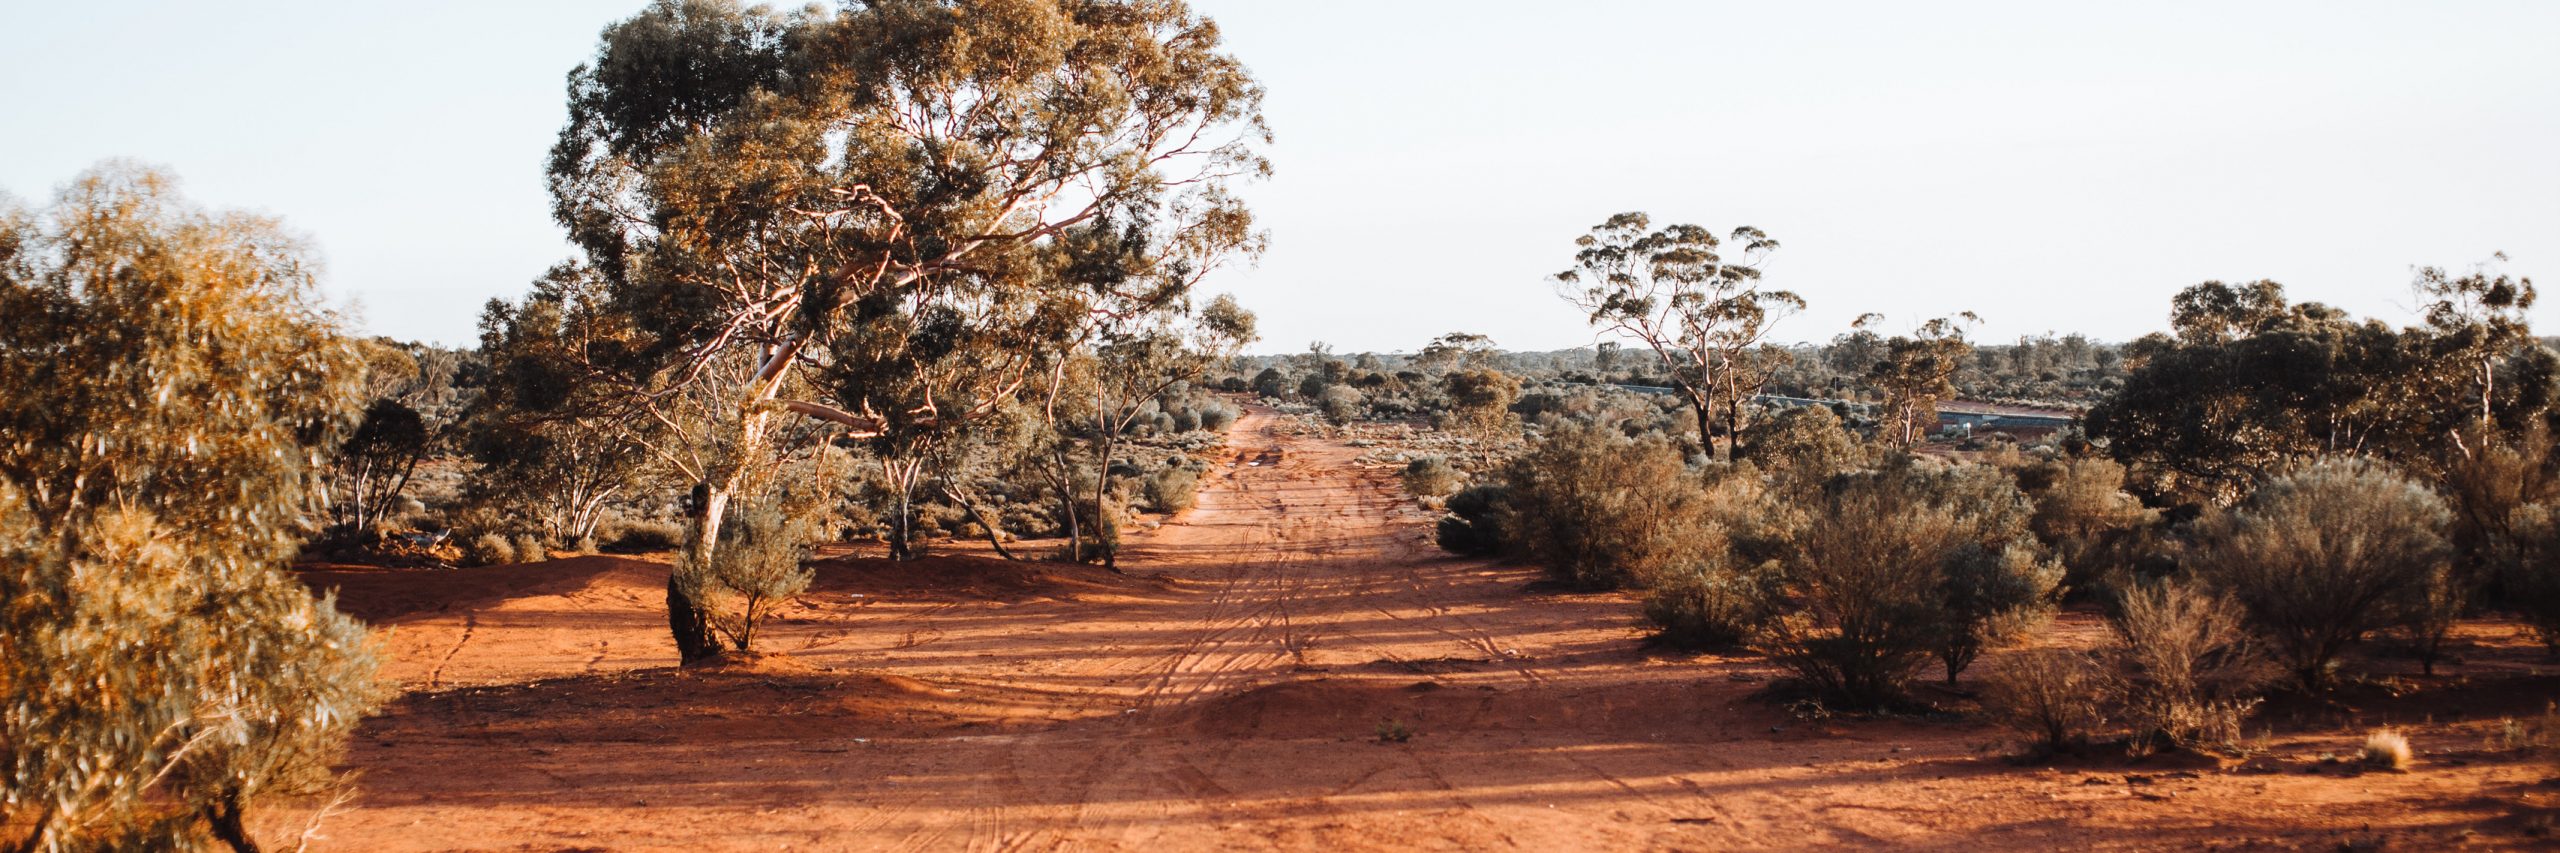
[676,491,821,653]
[2360,729,2413,771]
[1144,466,1201,513]
[1434,484,1508,556]
[1497,424,1716,590]
[1980,648,2115,755]
[2110,580,2273,754]
[2187,457,2452,689]
[1401,456,1461,499]
[603,518,685,553]
[1640,556,1780,650]
[464,532,516,566]
[1757,460,2059,708]
[511,533,548,564]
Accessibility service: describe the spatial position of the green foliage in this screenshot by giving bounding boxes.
[2020,456,2156,597]
[1495,424,1716,591]
[0,163,381,849]
[327,397,430,536]
[678,490,822,654]
[1739,404,1865,490]
[602,518,686,554]
[1643,558,1781,650]
[553,0,1271,659]
[2088,278,2558,505]
[465,262,656,548]
[1554,212,1800,461]
[1757,460,2058,707]
[2186,457,2452,688]
[1434,484,1509,556]
[1865,315,1977,446]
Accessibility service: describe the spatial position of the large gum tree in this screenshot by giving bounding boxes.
[547,0,1268,663]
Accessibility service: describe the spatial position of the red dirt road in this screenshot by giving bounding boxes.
[303,407,2560,851]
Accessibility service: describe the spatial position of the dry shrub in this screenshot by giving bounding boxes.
[2021,456,2157,596]
[2188,457,2452,688]
[511,533,548,563]
[1757,460,2059,708]
[1401,456,1462,499]
[1641,555,1781,650]
[678,490,820,654]
[1981,649,2115,755]
[1496,424,1714,590]
[2360,729,2413,771]
[1144,466,1200,513]
[2111,581,2274,754]
[603,517,685,553]
[465,532,516,567]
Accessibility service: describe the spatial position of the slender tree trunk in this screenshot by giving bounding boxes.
[943,483,1017,560]
[1690,396,1716,461]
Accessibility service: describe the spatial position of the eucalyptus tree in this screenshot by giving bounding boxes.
[1076,296,1256,569]
[1555,212,1799,461]
[0,165,379,851]
[469,262,661,548]
[1861,313,1978,447]
[549,0,1269,662]
[2413,255,2543,444]
[2088,278,2555,505]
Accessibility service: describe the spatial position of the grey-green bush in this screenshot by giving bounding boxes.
[1757,460,2059,708]
[1401,456,1461,499]
[2186,457,2451,688]
[1642,557,1781,650]
[0,165,382,850]
[677,492,820,654]
[1980,648,2115,755]
[1145,466,1201,513]
[1496,424,1717,590]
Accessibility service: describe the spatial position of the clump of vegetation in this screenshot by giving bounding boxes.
[465,532,517,567]
[2186,457,2452,689]
[2360,729,2413,771]
[1641,556,1779,650]
[602,517,685,553]
[1144,465,1202,513]
[1401,456,1462,500]
[1317,385,1364,426]
[2019,456,2156,597]
[512,533,549,564]
[1495,424,1718,591]
[1980,649,2115,756]
[1435,484,1509,557]
[0,164,383,850]
[1757,460,2059,708]
[678,489,822,655]
[2109,581,2273,754]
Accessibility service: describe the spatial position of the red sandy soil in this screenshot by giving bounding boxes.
[291,407,2560,851]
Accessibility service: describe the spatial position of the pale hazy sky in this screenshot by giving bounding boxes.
[5,2,2556,353]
